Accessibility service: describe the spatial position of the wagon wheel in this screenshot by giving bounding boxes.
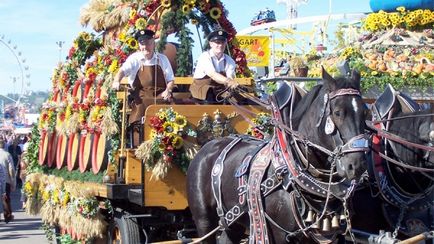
[107,210,145,244]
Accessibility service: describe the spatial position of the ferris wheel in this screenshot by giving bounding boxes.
[0,34,31,104]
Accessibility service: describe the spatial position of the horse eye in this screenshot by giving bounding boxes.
[333,110,341,117]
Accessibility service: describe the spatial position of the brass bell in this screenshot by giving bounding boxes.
[312,216,320,229]
[322,217,331,232]
[340,214,347,225]
[331,215,340,229]
[305,210,314,223]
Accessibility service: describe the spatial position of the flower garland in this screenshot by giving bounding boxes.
[68,32,102,65]
[24,173,111,241]
[135,107,198,180]
[246,112,273,139]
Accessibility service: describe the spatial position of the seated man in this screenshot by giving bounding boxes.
[112,29,175,146]
[190,29,238,103]
[112,29,175,124]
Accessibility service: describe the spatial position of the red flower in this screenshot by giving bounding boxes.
[68,47,76,59]
[80,103,90,111]
[165,145,174,153]
[88,72,97,81]
[94,98,105,106]
[162,136,171,145]
[72,103,80,111]
[150,116,163,128]
[103,56,112,66]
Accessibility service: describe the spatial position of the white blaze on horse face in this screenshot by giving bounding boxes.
[352,98,358,113]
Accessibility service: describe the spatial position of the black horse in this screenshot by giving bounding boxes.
[351,86,434,241]
[187,69,369,243]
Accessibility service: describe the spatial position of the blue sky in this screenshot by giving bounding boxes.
[0,0,371,96]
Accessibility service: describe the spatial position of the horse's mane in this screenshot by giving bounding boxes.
[291,76,358,128]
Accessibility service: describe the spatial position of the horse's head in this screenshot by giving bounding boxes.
[390,107,434,168]
[420,108,434,164]
[294,68,369,180]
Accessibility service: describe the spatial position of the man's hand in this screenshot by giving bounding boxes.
[161,89,173,101]
[226,79,239,89]
[112,81,120,90]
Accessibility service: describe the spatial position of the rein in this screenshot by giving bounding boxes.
[371,113,434,124]
[366,121,434,152]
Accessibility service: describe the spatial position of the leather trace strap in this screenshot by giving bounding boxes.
[211,136,243,229]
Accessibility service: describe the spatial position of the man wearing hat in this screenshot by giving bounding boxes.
[112,29,175,126]
[190,29,239,103]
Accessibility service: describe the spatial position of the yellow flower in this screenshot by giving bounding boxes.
[396,6,406,13]
[135,18,147,30]
[127,37,138,49]
[209,7,222,20]
[129,9,137,19]
[118,32,127,42]
[182,4,192,14]
[80,32,91,41]
[161,0,171,8]
[175,115,187,127]
[172,136,184,149]
[62,192,70,206]
[42,191,50,202]
[163,121,174,133]
[53,190,60,204]
[108,59,119,73]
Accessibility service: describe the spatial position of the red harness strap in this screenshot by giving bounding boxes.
[372,123,384,174]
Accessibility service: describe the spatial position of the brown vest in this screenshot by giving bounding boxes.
[190,53,227,100]
[129,64,166,123]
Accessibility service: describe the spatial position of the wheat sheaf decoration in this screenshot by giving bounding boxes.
[80,0,131,31]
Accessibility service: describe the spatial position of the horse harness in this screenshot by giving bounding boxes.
[369,85,434,237]
[210,83,369,243]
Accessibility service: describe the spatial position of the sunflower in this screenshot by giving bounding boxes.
[135,17,147,30]
[163,121,175,133]
[172,136,184,149]
[209,7,222,20]
[182,4,192,14]
[108,59,119,73]
[161,0,171,8]
[175,115,187,127]
[396,6,406,13]
[80,32,92,41]
[127,37,138,49]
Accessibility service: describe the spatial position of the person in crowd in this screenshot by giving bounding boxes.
[22,133,31,152]
[190,29,239,103]
[19,150,28,209]
[0,140,15,223]
[0,163,6,213]
[8,138,22,188]
[112,29,175,125]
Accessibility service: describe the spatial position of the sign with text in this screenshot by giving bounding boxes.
[236,36,270,67]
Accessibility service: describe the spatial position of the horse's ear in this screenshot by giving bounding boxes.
[350,69,361,90]
[322,66,336,91]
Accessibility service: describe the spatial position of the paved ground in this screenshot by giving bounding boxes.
[0,187,49,244]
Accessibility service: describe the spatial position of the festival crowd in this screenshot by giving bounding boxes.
[0,131,31,223]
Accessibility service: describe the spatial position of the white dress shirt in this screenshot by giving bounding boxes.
[193,51,236,79]
[120,51,174,86]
